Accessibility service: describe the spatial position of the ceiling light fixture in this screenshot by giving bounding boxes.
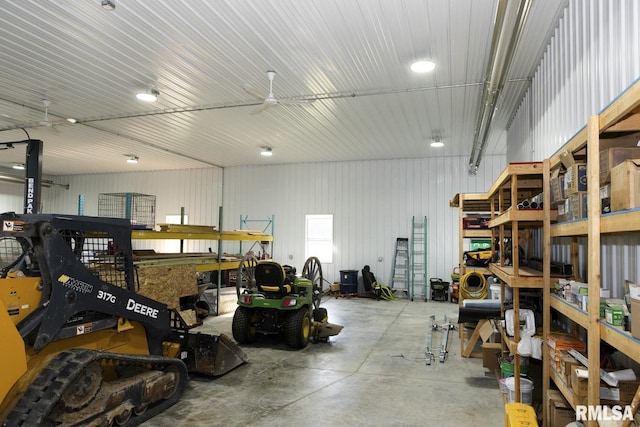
[260,146,273,157]
[126,155,139,164]
[66,118,77,123]
[12,163,25,170]
[136,88,159,102]
[101,0,116,11]
[411,60,436,73]
[430,137,444,148]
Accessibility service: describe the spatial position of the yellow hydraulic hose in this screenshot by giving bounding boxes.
[459,271,488,300]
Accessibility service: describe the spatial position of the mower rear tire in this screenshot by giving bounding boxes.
[284,309,311,349]
[232,307,257,344]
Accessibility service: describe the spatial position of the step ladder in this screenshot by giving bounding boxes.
[391,237,409,297]
[411,216,427,301]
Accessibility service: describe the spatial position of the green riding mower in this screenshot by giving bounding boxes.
[232,256,343,349]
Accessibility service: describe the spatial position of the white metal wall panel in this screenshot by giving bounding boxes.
[0,182,25,213]
[510,0,640,163]
[222,155,505,296]
[509,0,640,293]
[45,167,223,253]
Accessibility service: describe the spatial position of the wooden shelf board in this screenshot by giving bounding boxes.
[498,324,518,354]
[549,127,588,169]
[450,192,490,211]
[487,162,544,196]
[600,322,640,366]
[599,78,640,131]
[549,209,640,236]
[549,367,586,409]
[132,230,273,241]
[460,266,492,275]
[601,209,640,233]
[489,264,545,288]
[462,229,493,238]
[550,295,588,329]
[488,208,553,228]
[550,219,587,237]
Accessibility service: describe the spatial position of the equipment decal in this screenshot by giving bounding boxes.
[76,323,93,335]
[2,220,25,232]
[125,298,159,319]
[97,290,116,303]
[58,274,93,294]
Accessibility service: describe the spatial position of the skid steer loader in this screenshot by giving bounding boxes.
[0,212,247,426]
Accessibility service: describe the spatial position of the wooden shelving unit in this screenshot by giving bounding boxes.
[484,161,550,404]
[131,227,274,314]
[543,78,640,427]
[450,192,494,358]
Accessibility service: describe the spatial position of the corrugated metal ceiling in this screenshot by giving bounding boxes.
[0,0,568,175]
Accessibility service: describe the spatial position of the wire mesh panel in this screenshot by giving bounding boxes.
[0,236,23,270]
[97,193,156,229]
[79,235,129,289]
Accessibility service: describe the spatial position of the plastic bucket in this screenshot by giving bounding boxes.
[505,377,534,405]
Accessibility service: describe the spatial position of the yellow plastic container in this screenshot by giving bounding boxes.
[505,403,538,427]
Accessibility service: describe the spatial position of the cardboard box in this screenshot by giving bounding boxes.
[601,184,611,213]
[630,283,640,300]
[611,159,640,212]
[560,351,581,383]
[605,305,624,326]
[571,368,589,396]
[617,380,640,403]
[482,343,501,370]
[632,298,640,340]
[557,200,568,222]
[565,163,587,195]
[600,147,640,185]
[567,192,588,221]
[550,169,565,205]
[547,333,586,352]
[548,390,576,427]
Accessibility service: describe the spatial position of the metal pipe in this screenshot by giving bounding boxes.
[469,0,534,174]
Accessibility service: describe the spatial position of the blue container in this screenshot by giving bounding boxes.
[340,270,358,285]
[340,284,358,294]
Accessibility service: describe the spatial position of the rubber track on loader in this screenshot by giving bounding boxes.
[3,348,188,427]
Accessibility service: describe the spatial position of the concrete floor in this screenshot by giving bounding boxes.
[145,297,506,427]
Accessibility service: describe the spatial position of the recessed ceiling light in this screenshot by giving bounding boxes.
[12,163,25,170]
[411,60,436,73]
[261,146,273,156]
[136,89,159,102]
[66,118,77,123]
[125,155,139,164]
[430,137,444,147]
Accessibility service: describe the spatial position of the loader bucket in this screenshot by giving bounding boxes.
[183,332,248,376]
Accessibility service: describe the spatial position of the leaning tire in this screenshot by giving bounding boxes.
[284,309,311,349]
[232,307,257,344]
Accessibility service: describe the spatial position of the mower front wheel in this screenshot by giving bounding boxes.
[284,309,311,349]
[232,307,258,344]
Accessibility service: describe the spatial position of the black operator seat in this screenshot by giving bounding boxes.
[255,261,291,295]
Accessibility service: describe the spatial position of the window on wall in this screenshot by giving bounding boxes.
[305,214,333,264]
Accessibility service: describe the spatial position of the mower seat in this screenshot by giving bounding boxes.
[255,261,292,295]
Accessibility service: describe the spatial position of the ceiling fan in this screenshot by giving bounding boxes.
[242,71,315,114]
